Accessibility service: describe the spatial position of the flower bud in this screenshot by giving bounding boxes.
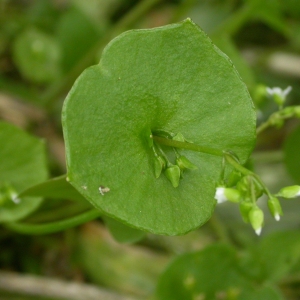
[176,156,197,170]
[0,182,19,206]
[294,106,300,118]
[267,197,283,221]
[277,185,300,198]
[252,84,267,105]
[224,188,242,203]
[172,132,185,142]
[226,170,242,187]
[239,201,253,223]
[154,155,166,178]
[248,206,264,236]
[165,164,181,188]
[214,187,242,204]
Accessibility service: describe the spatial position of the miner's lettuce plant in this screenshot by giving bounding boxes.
[1,18,300,299]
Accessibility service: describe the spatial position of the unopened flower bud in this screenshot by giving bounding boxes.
[253,84,268,105]
[239,201,253,223]
[224,188,242,203]
[214,187,242,204]
[294,106,300,118]
[172,132,185,142]
[165,164,181,188]
[267,197,283,221]
[277,185,300,198]
[226,170,242,187]
[176,156,197,170]
[248,206,264,236]
[154,155,166,178]
[0,183,19,206]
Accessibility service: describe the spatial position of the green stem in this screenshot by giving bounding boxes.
[249,177,257,205]
[256,121,270,135]
[154,143,172,167]
[224,152,273,198]
[42,0,162,107]
[152,135,224,157]
[25,202,91,223]
[256,105,300,135]
[4,209,101,235]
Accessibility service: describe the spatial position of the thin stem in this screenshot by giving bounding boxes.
[256,105,300,135]
[256,121,270,135]
[223,152,253,176]
[5,209,101,235]
[152,135,224,157]
[249,177,257,205]
[154,143,172,167]
[224,152,273,198]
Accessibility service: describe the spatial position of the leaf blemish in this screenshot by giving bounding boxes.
[99,186,110,196]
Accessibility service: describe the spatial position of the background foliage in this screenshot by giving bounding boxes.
[1,0,300,299]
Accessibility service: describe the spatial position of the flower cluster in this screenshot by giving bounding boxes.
[215,173,300,236]
[151,131,197,188]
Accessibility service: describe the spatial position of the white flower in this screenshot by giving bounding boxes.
[214,187,227,204]
[266,86,292,98]
[274,213,280,221]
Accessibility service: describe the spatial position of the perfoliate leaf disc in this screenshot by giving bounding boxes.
[62,19,256,235]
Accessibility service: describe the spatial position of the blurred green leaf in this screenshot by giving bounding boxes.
[281,0,300,17]
[156,243,284,300]
[0,122,48,222]
[284,124,300,182]
[76,223,168,297]
[247,0,289,36]
[12,28,61,83]
[56,8,102,72]
[241,231,300,283]
[258,231,300,282]
[102,216,146,244]
[18,175,87,202]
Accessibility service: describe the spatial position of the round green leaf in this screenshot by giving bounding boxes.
[12,28,61,83]
[0,122,48,222]
[62,19,256,235]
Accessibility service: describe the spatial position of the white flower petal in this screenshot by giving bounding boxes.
[283,86,292,97]
[274,213,280,221]
[255,227,262,236]
[214,187,227,204]
[266,86,292,99]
